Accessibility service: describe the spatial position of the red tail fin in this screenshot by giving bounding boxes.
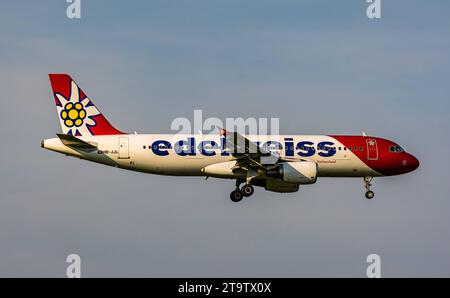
[49,74,124,136]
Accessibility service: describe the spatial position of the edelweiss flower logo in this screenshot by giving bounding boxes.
[55,81,100,136]
[60,102,86,128]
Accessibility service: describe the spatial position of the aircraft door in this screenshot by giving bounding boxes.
[118,137,130,159]
[366,139,378,160]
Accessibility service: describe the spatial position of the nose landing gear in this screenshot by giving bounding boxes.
[364,176,375,199]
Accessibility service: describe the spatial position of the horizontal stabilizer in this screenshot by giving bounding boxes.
[57,134,97,151]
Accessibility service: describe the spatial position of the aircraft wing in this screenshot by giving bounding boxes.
[220,128,279,170]
[57,133,98,152]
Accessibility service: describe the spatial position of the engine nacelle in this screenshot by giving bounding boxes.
[264,178,299,193]
[266,161,318,184]
[201,161,247,179]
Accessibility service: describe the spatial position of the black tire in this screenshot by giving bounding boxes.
[241,184,254,197]
[365,191,375,200]
[230,190,243,202]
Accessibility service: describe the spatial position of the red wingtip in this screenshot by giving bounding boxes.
[219,127,227,136]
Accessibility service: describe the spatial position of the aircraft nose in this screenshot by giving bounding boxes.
[406,154,420,172]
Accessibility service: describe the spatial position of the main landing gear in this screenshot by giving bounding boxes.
[230,180,254,202]
[241,184,254,197]
[364,176,375,199]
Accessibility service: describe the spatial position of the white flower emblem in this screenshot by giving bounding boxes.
[55,81,100,136]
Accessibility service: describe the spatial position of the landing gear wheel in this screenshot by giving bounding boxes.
[365,190,375,200]
[230,190,243,202]
[363,176,374,200]
[241,184,254,197]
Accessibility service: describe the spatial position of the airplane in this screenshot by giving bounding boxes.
[41,74,419,202]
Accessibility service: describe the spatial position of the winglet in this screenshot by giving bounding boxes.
[218,127,227,137]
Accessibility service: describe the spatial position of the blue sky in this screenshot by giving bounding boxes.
[1,0,449,277]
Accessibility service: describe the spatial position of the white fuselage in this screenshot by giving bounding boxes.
[42,134,381,178]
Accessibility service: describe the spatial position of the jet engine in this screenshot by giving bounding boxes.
[266,161,318,184]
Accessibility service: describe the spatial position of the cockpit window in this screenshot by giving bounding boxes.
[390,145,404,153]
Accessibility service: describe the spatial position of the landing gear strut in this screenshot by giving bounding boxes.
[364,176,375,199]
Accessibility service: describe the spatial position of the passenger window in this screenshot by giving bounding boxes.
[360,147,363,151]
